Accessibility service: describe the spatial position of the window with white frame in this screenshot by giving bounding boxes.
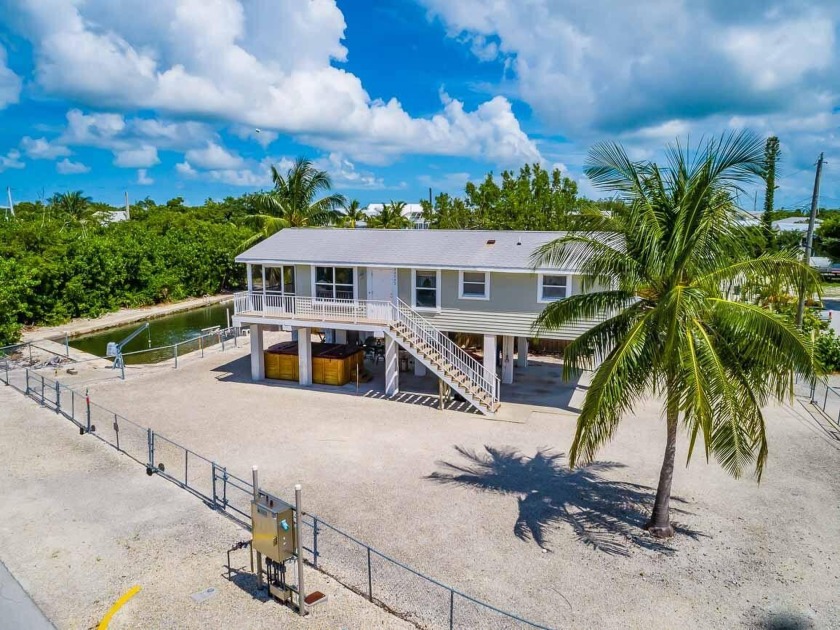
[459,271,489,300]
[315,266,354,300]
[538,274,569,302]
[413,270,439,309]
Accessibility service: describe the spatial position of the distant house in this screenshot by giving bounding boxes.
[233,228,598,416]
[772,216,819,233]
[363,203,428,229]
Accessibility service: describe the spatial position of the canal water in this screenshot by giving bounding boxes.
[69,302,233,364]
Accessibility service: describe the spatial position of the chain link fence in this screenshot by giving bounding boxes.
[2,366,553,629]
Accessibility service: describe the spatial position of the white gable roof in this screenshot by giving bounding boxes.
[236,228,587,272]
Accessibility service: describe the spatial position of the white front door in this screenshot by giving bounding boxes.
[367,267,397,319]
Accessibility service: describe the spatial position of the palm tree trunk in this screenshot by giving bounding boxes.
[645,394,678,538]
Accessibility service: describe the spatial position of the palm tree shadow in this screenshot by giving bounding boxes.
[427,446,705,556]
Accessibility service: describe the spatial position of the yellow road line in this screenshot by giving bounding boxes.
[98,585,142,629]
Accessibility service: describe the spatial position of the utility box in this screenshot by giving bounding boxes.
[251,491,296,563]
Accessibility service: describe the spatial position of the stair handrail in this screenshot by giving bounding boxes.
[391,299,499,405]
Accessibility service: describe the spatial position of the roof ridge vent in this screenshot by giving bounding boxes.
[516,236,522,245]
[486,239,496,245]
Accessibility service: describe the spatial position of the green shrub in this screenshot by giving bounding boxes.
[816,329,840,373]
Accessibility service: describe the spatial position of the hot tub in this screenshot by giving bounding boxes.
[264,341,365,386]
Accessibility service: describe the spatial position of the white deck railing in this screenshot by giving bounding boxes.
[233,291,393,324]
[232,291,500,409]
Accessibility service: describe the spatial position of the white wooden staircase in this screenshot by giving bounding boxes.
[387,300,500,416]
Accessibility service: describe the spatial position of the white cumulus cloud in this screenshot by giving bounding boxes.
[56,158,90,174]
[136,169,153,185]
[10,0,540,165]
[0,45,22,109]
[20,136,71,159]
[185,143,245,170]
[0,149,25,172]
[113,145,159,168]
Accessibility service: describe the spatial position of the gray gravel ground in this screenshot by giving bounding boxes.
[6,339,840,629]
[62,344,840,630]
[0,387,412,630]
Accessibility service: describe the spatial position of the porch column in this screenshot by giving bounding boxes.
[334,329,347,344]
[517,336,529,368]
[250,324,264,381]
[298,327,312,386]
[483,334,497,380]
[385,335,399,396]
[501,335,514,385]
[247,264,253,311]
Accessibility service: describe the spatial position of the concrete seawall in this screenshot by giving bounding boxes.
[22,294,234,344]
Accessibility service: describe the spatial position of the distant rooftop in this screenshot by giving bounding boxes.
[236,228,588,272]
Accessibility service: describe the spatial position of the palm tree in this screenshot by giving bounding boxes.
[339,199,367,228]
[368,201,410,229]
[243,157,344,248]
[533,131,821,537]
[50,191,100,236]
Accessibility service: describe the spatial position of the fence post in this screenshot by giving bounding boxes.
[450,589,455,630]
[313,517,319,568]
[4,359,8,385]
[121,360,125,381]
[55,381,60,414]
[147,428,155,475]
[114,413,120,451]
[174,343,178,369]
[221,335,225,352]
[24,368,30,394]
[222,467,228,508]
[64,332,70,357]
[85,389,91,433]
[234,330,237,348]
[184,449,189,487]
[28,343,32,365]
[824,386,829,411]
[200,335,204,358]
[367,547,373,602]
[40,374,45,404]
[211,462,217,508]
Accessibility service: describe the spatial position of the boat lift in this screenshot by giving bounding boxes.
[106,322,151,371]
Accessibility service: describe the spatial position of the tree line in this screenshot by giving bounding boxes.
[2,150,836,348]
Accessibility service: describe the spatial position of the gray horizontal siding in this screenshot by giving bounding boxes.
[418,309,596,340]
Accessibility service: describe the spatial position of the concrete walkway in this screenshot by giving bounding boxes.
[0,561,55,629]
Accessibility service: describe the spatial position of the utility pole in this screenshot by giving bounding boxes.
[796,152,824,327]
[124,191,130,220]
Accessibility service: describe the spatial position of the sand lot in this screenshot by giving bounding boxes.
[33,343,836,629]
[0,386,411,630]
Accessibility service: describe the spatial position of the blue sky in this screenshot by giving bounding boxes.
[1,0,839,210]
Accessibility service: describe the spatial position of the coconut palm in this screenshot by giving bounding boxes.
[243,157,344,248]
[533,131,821,537]
[368,201,410,229]
[339,199,367,228]
[49,191,101,236]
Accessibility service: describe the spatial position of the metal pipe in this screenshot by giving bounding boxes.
[367,546,372,602]
[252,466,262,588]
[64,332,69,357]
[295,484,306,616]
